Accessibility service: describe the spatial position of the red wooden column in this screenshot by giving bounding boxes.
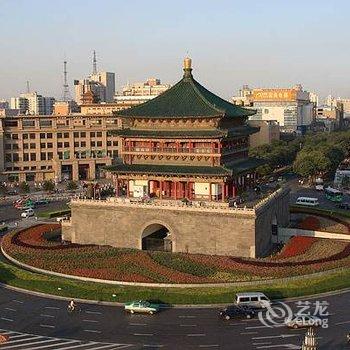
[174,181,177,200]
[160,180,163,199]
[126,179,130,198]
[232,182,237,198]
[221,183,225,202]
[209,182,212,201]
[116,178,119,197]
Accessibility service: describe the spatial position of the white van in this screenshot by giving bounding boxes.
[21,208,34,218]
[235,292,271,309]
[295,197,319,207]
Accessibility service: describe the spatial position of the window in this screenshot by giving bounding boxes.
[90,132,95,137]
[80,132,86,137]
[23,166,29,170]
[41,153,46,161]
[81,141,86,147]
[12,144,19,150]
[64,142,69,147]
[58,152,63,160]
[47,152,53,160]
[97,141,102,147]
[4,120,18,127]
[31,166,36,170]
[57,133,62,138]
[113,141,118,146]
[23,153,29,161]
[64,132,69,138]
[30,143,36,149]
[12,134,18,140]
[39,120,52,127]
[24,143,29,149]
[57,142,62,148]
[47,133,52,138]
[107,141,111,147]
[12,153,19,161]
[5,154,11,162]
[22,119,35,128]
[23,134,28,139]
[5,144,11,150]
[40,133,46,139]
[41,165,46,170]
[40,143,46,148]
[264,109,269,114]
[47,142,53,148]
[96,132,102,137]
[90,141,95,147]
[29,133,35,139]
[74,142,79,147]
[30,153,36,161]
[74,132,79,138]
[48,165,52,169]
[13,167,19,171]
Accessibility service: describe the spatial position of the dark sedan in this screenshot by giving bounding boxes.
[219,305,255,320]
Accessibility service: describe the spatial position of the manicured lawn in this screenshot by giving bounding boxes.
[1,254,350,304]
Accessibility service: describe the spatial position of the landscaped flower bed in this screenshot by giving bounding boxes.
[2,224,350,284]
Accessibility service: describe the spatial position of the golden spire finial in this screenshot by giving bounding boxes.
[184,57,192,70]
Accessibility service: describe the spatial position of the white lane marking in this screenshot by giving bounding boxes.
[255,344,300,349]
[1,335,40,344]
[335,320,350,325]
[253,343,272,346]
[253,334,300,340]
[180,324,197,327]
[246,324,284,330]
[240,331,258,335]
[0,317,13,322]
[85,344,125,350]
[12,300,23,304]
[51,343,102,350]
[40,324,55,328]
[129,323,147,326]
[85,310,102,315]
[187,334,205,337]
[133,333,154,336]
[178,315,196,318]
[83,329,101,333]
[4,308,16,312]
[40,314,55,318]
[2,334,28,339]
[19,340,78,350]
[83,319,99,323]
[0,336,43,347]
[199,346,219,348]
[143,345,164,348]
[44,306,60,309]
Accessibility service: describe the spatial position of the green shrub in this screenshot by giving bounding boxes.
[38,209,71,218]
[0,226,8,233]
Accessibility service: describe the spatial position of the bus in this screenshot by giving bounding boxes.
[324,187,343,202]
[295,197,319,207]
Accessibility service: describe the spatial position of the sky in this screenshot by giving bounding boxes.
[1,0,350,101]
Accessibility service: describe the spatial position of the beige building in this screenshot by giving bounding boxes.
[0,108,122,183]
[248,120,280,148]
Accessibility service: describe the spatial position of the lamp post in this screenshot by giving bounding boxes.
[301,327,317,350]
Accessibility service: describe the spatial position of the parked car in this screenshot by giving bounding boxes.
[6,190,17,196]
[56,215,70,222]
[21,208,35,218]
[285,314,322,329]
[315,184,324,191]
[219,305,255,320]
[338,202,350,210]
[124,300,160,314]
[235,292,271,309]
[34,199,49,205]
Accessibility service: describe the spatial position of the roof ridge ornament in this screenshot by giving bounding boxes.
[183,57,193,80]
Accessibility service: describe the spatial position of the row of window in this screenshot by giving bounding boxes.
[5,131,107,140]
[5,165,53,172]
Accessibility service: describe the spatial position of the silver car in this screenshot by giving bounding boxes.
[285,314,322,329]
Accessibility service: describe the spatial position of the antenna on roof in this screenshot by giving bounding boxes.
[93,50,97,75]
[62,60,71,101]
[26,81,30,93]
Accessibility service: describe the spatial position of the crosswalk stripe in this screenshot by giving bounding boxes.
[19,340,79,350]
[0,335,42,346]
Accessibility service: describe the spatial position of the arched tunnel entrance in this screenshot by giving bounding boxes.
[141,223,172,252]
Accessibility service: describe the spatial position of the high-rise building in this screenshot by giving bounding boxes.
[232,84,314,133]
[0,100,9,109]
[10,92,55,115]
[115,78,171,106]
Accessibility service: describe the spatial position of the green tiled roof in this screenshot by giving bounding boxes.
[105,158,264,177]
[116,68,256,119]
[111,125,259,139]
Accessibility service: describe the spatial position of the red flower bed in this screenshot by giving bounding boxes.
[299,216,320,230]
[278,236,317,258]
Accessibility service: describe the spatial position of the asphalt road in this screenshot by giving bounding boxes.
[0,285,350,349]
[0,199,68,224]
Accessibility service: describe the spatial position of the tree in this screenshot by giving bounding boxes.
[342,176,350,189]
[42,180,55,192]
[66,181,78,191]
[19,181,30,193]
[256,164,272,177]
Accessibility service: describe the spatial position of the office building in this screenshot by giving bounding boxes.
[10,92,55,115]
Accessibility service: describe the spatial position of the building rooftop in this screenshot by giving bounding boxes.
[116,58,256,119]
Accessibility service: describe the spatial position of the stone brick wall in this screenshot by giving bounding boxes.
[63,188,290,258]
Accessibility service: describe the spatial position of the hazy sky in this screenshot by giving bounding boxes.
[1,0,350,101]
